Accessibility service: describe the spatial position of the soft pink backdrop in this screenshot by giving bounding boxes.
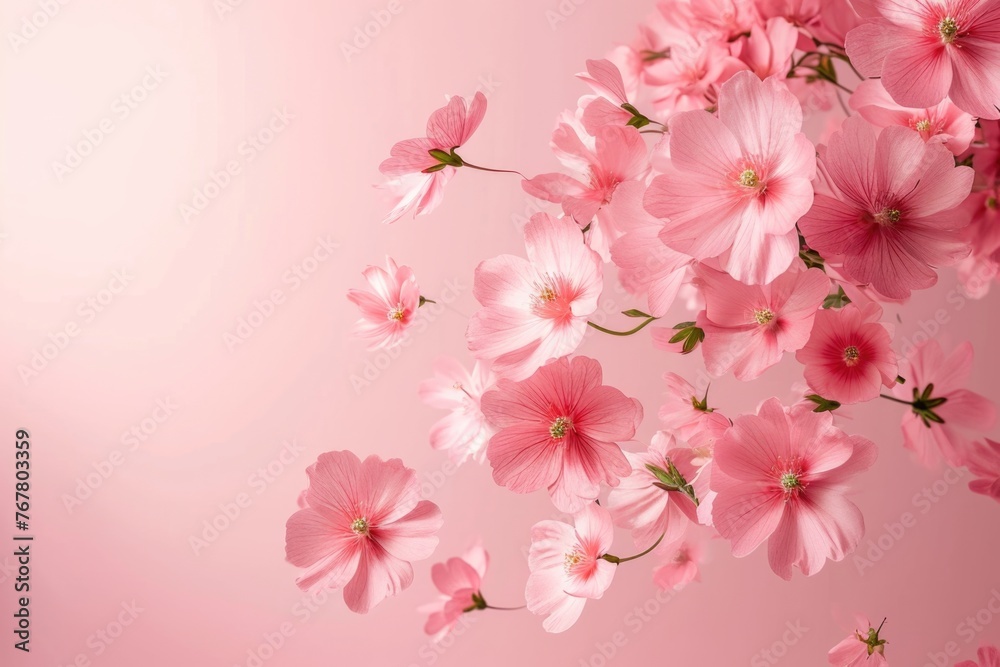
[1,1,998,665]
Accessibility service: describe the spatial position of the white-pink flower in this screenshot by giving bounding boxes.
[652,539,702,591]
[645,71,817,285]
[467,213,603,381]
[418,357,496,465]
[657,372,731,442]
[346,256,421,350]
[419,541,489,642]
[525,503,616,633]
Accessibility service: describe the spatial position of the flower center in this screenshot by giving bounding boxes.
[780,472,801,491]
[874,208,901,226]
[387,305,405,321]
[939,16,959,43]
[844,345,861,367]
[549,416,571,439]
[351,517,370,536]
[538,286,557,302]
[738,168,759,188]
[753,308,774,325]
[564,549,584,573]
[914,118,931,132]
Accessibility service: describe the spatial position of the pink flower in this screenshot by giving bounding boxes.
[480,355,642,512]
[796,302,898,404]
[525,503,616,633]
[379,92,487,223]
[577,59,640,133]
[733,17,800,79]
[652,539,702,591]
[849,79,976,155]
[467,213,603,381]
[646,39,748,117]
[893,340,996,467]
[522,124,650,261]
[966,440,1000,503]
[346,256,421,350]
[418,357,496,465]
[694,262,831,380]
[957,644,1000,667]
[419,541,489,641]
[608,181,692,318]
[711,399,877,579]
[606,433,704,549]
[798,117,973,299]
[645,71,817,285]
[284,451,443,613]
[957,190,1000,298]
[828,616,888,667]
[658,372,732,441]
[845,0,1000,120]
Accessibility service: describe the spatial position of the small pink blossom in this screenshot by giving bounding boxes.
[606,433,705,550]
[845,0,1000,119]
[695,262,831,380]
[796,302,899,404]
[733,17,800,79]
[956,644,1000,667]
[285,451,443,613]
[658,372,732,441]
[645,71,817,285]
[966,440,1000,503]
[712,399,877,579]
[526,503,616,633]
[798,117,973,299]
[523,124,650,261]
[379,92,487,223]
[828,616,889,667]
[347,256,421,350]
[646,39,748,117]
[957,190,1000,298]
[652,539,702,591]
[481,355,642,513]
[577,59,641,133]
[849,79,976,155]
[467,213,603,381]
[893,340,996,467]
[418,357,496,465]
[419,541,489,641]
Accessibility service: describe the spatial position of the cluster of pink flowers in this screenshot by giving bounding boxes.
[288,0,1000,661]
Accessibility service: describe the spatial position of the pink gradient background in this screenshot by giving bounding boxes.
[1,1,999,665]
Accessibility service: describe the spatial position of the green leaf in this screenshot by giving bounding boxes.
[822,286,852,309]
[622,309,652,318]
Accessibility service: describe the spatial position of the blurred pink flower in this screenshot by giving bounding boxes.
[526,503,616,633]
[646,39,748,117]
[733,17,799,79]
[480,355,642,513]
[658,372,732,441]
[609,181,692,318]
[957,190,1000,298]
[695,262,831,380]
[606,433,704,550]
[796,302,898,404]
[849,79,976,155]
[828,616,888,667]
[522,124,649,261]
[966,440,1000,503]
[467,213,603,381]
[894,340,996,467]
[652,539,702,591]
[798,117,973,299]
[419,541,489,642]
[285,451,443,613]
[379,92,487,223]
[956,644,1000,667]
[418,357,496,465]
[712,399,877,579]
[346,256,421,350]
[645,72,816,285]
[845,0,1000,119]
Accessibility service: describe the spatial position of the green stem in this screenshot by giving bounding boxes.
[484,604,525,611]
[460,160,527,179]
[587,317,658,336]
[601,532,665,565]
[880,394,913,406]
